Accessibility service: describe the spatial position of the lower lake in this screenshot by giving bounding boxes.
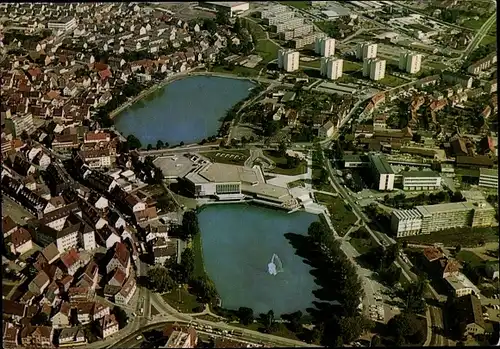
[114,76,255,146]
[197,203,319,316]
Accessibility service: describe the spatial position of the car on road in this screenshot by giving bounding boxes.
[136,335,143,341]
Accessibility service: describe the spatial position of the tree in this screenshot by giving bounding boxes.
[308,221,330,246]
[31,312,50,326]
[216,10,230,25]
[179,248,195,283]
[180,141,184,146]
[203,18,217,34]
[237,307,254,325]
[147,267,175,293]
[20,130,30,141]
[156,140,164,149]
[126,134,142,150]
[181,210,200,240]
[339,315,366,344]
[282,310,303,332]
[262,310,277,333]
[112,306,129,329]
[147,143,153,151]
[455,244,462,254]
[164,141,169,148]
[278,141,287,157]
[371,335,382,347]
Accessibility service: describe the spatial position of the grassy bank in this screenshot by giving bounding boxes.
[192,231,206,279]
[314,193,357,236]
[264,150,308,176]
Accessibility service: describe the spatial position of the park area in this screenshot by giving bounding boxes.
[314,193,358,236]
[263,150,308,176]
[200,150,250,166]
[162,287,203,313]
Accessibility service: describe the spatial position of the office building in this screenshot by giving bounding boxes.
[391,201,496,237]
[363,58,386,81]
[321,57,343,80]
[478,168,498,189]
[315,37,335,57]
[399,52,422,74]
[356,42,377,60]
[368,154,394,191]
[278,49,300,72]
[401,171,441,191]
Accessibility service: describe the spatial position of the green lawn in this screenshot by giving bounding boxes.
[350,237,376,255]
[162,288,202,313]
[264,150,308,176]
[377,74,407,87]
[343,61,362,72]
[256,39,280,63]
[300,60,321,69]
[210,64,261,77]
[424,61,449,71]
[463,18,487,30]
[192,232,206,279]
[456,250,485,268]
[314,193,357,236]
[242,18,267,40]
[200,150,250,166]
[480,35,497,46]
[279,1,310,9]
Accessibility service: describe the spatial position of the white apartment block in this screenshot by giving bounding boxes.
[321,57,343,80]
[280,25,313,40]
[293,31,326,49]
[401,171,441,191]
[260,4,289,19]
[356,42,377,60]
[263,11,295,25]
[399,52,422,74]
[47,17,77,32]
[391,201,497,237]
[273,18,304,33]
[368,154,394,191]
[479,168,498,189]
[363,58,386,81]
[315,37,335,57]
[278,49,300,72]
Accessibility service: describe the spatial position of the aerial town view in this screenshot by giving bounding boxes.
[1,1,499,348]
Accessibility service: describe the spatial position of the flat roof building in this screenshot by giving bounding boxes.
[200,2,250,17]
[478,168,497,189]
[401,170,441,191]
[368,154,394,191]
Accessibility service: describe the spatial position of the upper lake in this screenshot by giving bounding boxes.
[197,203,319,316]
[114,76,255,146]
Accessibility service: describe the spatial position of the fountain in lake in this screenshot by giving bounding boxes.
[267,253,284,276]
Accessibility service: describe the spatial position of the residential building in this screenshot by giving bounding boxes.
[11,113,35,137]
[442,72,473,89]
[8,227,33,255]
[363,58,386,81]
[3,300,26,323]
[356,42,377,60]
[47,16,77,31]
[467,52,496,75]
[115,275,137,305]
[292,31,326,49]
[455,294,486,336]
[401,171,442,191]
[60,248,84,276]
[75,302,94,325]
[2,216,17,238]
[278,49,299,72]
[321,57,343,80]
[3,323,20,347]
[262,10,294,25]
[368,154,394,191]
[478,168,497,189]
[100,314,119,339]
[164,325,198,348]
[315,37,335,57]
[93,302,111,321]
[273,18,304,33]
[318,121,335,138]
[399,52,422,74]
[106,241,131,277]
[445,273,481,298]
[28,270,50,295]
[58,327,87,345]
[260,4,289,19]
[51,302,71,329]
[77,149,112,168]
[20,326,54,347]
[391,201,497,236]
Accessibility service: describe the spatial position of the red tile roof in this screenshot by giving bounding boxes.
[61,248,80,269]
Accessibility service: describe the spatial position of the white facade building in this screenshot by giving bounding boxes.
[278,49,300,72]
[479,168,498,189]
[47,17,77,31]
[356,42,377,60]
[315,37,335,57]
[327,58,343,80]
[368,154,394,191]
[401,171,441,191]
[363,58,386,81]
[399,52,422,74]
[391,209,423,237]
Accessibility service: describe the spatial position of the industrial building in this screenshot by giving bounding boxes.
[315,37,336,57]
[399,52,422,74]
[391,201,496,237]
[401,171,441,191]
[356,42,377,60]
[479,168,498,189]
[198,2,250,17]
[368,154,394,191]
[363,58,386,81]
[278,49,300,72]
[320,57,343,80]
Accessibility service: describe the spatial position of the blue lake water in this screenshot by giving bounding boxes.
[197,203,319,316]
[114,76,255,146]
